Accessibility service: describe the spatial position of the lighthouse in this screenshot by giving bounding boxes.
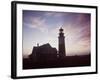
[58,27,66,58]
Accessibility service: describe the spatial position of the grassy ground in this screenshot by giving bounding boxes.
[23,54,90,69]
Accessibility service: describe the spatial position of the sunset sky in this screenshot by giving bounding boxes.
[23,10,91,57]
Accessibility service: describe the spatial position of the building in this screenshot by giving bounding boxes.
[58,27,66,58]
[29,43,57,62]
[29,27,66,62]
[23,28,91,69]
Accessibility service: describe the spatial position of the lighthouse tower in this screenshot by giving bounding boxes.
[58,27,66,58]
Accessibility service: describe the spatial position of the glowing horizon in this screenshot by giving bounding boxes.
[23,10,91,58]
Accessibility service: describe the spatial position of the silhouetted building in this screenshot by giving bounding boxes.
[29,43,57,62]
[23,28,91,69]
[58,27,66,58]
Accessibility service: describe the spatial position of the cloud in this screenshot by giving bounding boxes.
[23,11,91,56]
[44,12,65,18]
[24,16,48,33]
[62,16,90,55]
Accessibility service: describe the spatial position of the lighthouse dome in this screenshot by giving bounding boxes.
[59,27,63,32]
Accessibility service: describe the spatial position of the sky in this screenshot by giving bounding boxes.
[22,10,91,58]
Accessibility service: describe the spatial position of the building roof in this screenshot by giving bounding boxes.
[31,43,57,55]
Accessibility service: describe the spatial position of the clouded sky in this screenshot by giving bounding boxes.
[23,10,91,57]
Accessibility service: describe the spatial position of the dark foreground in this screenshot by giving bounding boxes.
[23,54,91,69]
